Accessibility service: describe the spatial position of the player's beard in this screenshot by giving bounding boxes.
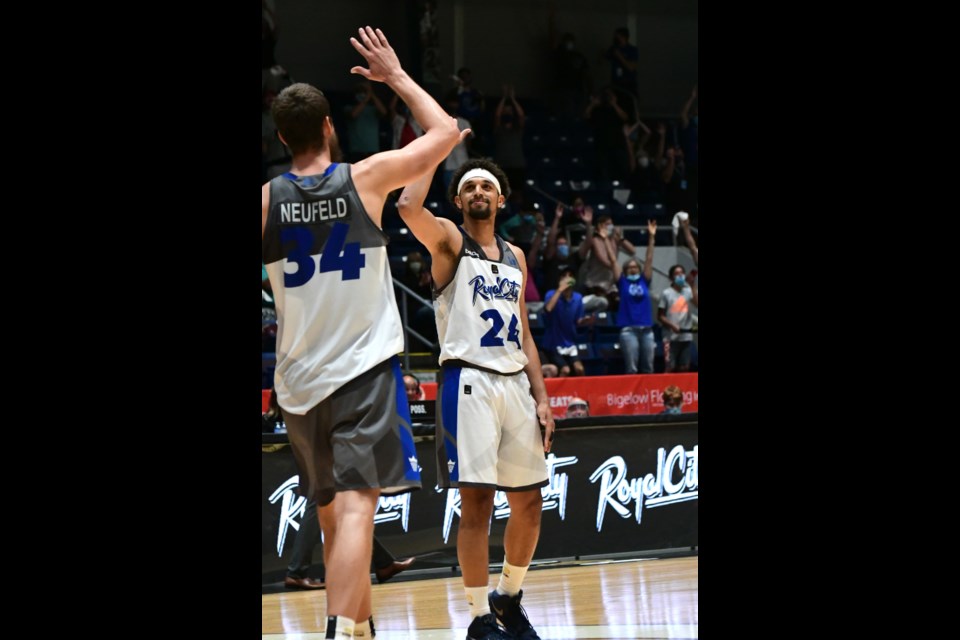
[465,198,493,220]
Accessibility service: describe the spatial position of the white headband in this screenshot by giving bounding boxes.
[457,168,501,196]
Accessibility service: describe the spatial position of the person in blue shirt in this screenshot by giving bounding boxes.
[542,269,591,377]
[614,220,657,373]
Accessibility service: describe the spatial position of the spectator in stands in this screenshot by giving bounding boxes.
[543,270,592,377]
[658,265,698,372]
[452,67,486,146]
[498,205,542,254]
[584,87,631,183]
[565,397,590,418]
[344,80,387,162]
[582,215,636,312]
[625,118,662,197]
[662,385,683,414]
[522,209,548,309]
[613,220,658,374]
[284,498,416,590]
[403,374,425,402]
[551,27,591,121]
[603,27,639,99]
[661,143,696,222]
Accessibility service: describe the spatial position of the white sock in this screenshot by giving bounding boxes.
[353,618,371,638]
[496,560,529,596]
[336,616,355,638]
[465,585,491,619]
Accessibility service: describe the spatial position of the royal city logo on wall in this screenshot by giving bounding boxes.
[440,453,578,543]
[267,476,307,556]
[588,445,699,531]
[268,476,413,557]
[373,492,412,531]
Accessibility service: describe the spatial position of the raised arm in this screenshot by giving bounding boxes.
[395,162,464,284]
[544,204,563,260]
[577,206,594,260]
[642,220,656,282]
[509,86,526,127]
[527,213,546,267]
[613,226,636,255]
[349,27,461,195]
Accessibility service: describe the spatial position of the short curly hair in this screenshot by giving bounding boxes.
[663,385,683,407]
[447,158,511,208]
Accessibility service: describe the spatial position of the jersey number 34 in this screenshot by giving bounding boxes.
[281,223,365,287]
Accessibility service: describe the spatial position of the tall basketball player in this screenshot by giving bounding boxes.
[262,26,464,639]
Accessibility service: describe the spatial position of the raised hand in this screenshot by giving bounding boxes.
[647,219,657,235]
[350,27,401,83]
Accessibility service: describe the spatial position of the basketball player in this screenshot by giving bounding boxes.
[397,159,555,640]
[261,27,463,639]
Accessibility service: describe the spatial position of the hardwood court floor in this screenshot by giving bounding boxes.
[262,556,698,639]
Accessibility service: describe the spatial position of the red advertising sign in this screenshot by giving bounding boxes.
[263,374,698,418]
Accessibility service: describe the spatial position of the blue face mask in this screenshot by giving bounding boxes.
[556,244,570,258]
[626,274,641,282]
[522,214,535,224]
[673,274,686,287]
[663,405,681,415]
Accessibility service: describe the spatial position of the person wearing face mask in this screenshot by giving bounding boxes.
[497,206,539,251]
[541,203,596,306]
[624,118,660,195]
[543,269,589,377]
[612,221,658,374]
[565,397,590,418]
[661,385,684,414]
[658,265,698,373]
[582,214,636,313]
[344,80,387,162]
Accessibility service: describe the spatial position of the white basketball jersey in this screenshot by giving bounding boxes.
[262,164,404,414]
[435,229,528,373]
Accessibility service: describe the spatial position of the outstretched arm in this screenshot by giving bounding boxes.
[350,27,460,193]
[643,220,657,282]
[396,152,468,284]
